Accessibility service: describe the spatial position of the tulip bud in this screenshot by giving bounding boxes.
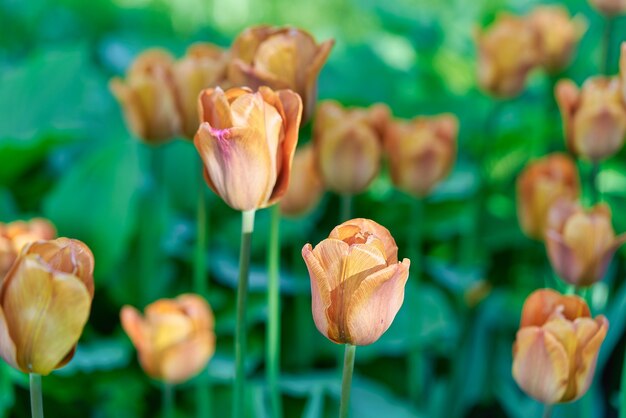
[545,200,626,287]
[110,49,182,143]
[589,0,626,16]
[556,77,626,162]
[228,25,334,123]
[516,153,581,240]
[279,143,324,217]
[384,113,458,197]
[0,218,56,279]
[194,86,303,211]
[475,13,540,97]
[0,238,95,375]
[120,294,215,384]
[314,101,389,195]
[513,289,608,404]
[302,218,410,346]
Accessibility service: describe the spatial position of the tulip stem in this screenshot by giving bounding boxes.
[234,209,256,418]
[339,344,356,418]
[618,344,626,418]
[407,197,424,406]
[590,162,600,204]
[163,384,174,418]
[29,374,44,418]
[542,404,553,418]
[340,194,353,222]
[267,204,283,418]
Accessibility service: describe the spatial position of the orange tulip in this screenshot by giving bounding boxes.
[589,0,626,15]
[120,294,215,384]
[556,77,626,162]
[0,238,95,375]
[228,25,334,123]
[0,218,56,278]
[302,218,410,346]
[279,143,324,217]
[314,101,389,195]
[194,86,303,211]
[384,113,458,197]
[512,289,608,404]
[546,200,626,287]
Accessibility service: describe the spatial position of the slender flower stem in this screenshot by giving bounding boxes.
[233,209,256,418]
[407,197,424,406]
[619,348,626,418]
[590,162,600,204]
[339,344,356,418]
[266,204,282,418]
[163,384,174,418]
[29,374,44,418]
[542,403,553,418]
[340,194,353,222]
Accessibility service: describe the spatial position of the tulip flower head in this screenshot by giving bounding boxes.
[121,294,215,384]
[228,25,334,123]
[589,0,626,16]
[516,153,581,240]
[384,113,458,197]
[513,289,608,404]
[0,238,95,375]
[302,218,410,346]
[279,143,325,217]
[194,86,303,211]
[0,218,56,279]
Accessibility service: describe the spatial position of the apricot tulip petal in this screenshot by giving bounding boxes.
[199,88,234,129]
[546,230,586,286]
[160,332,215,384]
[519,289,589,328]
[0,306,18,370]
[302,243,332,340]
[571,316,607,402]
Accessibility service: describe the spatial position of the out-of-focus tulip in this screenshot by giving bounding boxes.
[110,49,181,143]
[0,218,56,279]
[314,101,389,195]
[121,294,215,384]
[528,6,586,73]
[0,238,95,375]
[384,114,458,197]
[194,86,302,211]
[279,143,324,217]
[302,218,410,346]
[556,77,626,161]
[589,0,626,16]
[228,25,334,123]
[475,13,540,97]
[545,200,626,287]
[516,153,581,240]
[174,43,230,139]
[512,289,608,404]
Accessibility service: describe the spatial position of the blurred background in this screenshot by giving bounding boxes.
[1,0,626,417]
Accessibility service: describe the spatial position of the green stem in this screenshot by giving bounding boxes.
[29,374,44,418]
[340,194,353,222]
[619,351,626,418]
[542,404,553,418]
[196,381,211,418]
[162,384,174,418]
[266,204,282,418]
[590,162,600,204]
[602,16,614,75]
[339,344,356,418]
[233,209,255,418]
[407,197,424,406]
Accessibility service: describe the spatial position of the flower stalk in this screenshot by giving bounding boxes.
[266,204,282,418]
[163,384,174,418]
[29,374,44,418]
[339,344,356,418]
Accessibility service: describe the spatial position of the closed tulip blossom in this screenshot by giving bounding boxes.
[0,218,56,278]
[302,218,410,346]
[121,294,215,384]
[545,200,626,287]
[512,289,608,404]
[556,77,626,162]
[0,238,95,375]
[589,0,626,15]
[516,153,581,240]
[314,101,390,195]
[384,113,458,197]
[228,25,334,123]
[280,143,325,217]
[194,86,303,211]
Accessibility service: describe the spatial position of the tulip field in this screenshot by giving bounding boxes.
[3,0,626,417]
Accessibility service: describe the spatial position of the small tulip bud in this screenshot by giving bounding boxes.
[279,143,324,217]
[0,218,56,279]
[121,294,215,384]
[513,289,608,404]
[194,86,303,211]
[589,0,626,16]
[302,218,410,346]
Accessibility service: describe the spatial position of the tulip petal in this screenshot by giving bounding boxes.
[0,305,18,371]
[176,294,214,332]
[199,88,233,129]
[546,230,586,286]
[569,316,607,402]
[160,332,215,384]
[520,289,589,328]
[253,34,299,88]
[330,218,399,263]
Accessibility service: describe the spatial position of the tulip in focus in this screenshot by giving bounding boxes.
[556,77,626,162]
[228,25,334,123]
[302,218,410,346]
[279,143,325,217]
[545,200,626,287]
[0,218,56,278]
[516,153,580,240]
[121,294,215,384]
[314,101,390,195]
[0,238,95,375]
[589,0,626,16]
[512,289,608,404]
[194,86,303,211]
[384,113,458,197]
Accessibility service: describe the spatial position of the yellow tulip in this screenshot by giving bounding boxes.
[279,143,324,217]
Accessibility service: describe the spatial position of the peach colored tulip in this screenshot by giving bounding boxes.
[279,143,324,217]
[194,86,303,211]
[110,49,181,143]
[556,77,626,162]
[384,113,458,197]
[314,101,389,195]
[121,294,215,384]
[302,218,410,346]
[546,201,626,287]
[589,0,626,15]
[0,238,94,375]
[513,289,608,404]
[0,218,56,279]
[516,153,580,240]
